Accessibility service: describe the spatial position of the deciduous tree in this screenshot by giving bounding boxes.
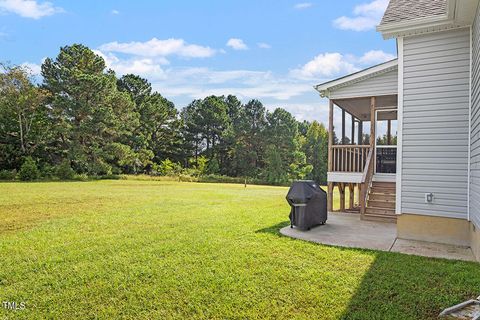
[0,64,50,169]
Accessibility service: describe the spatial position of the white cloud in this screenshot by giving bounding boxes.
[158,81,312,102]
[92,49,311,102]
[257,42,271,49]
[93,50,168,79]
[291,52,358,79]
[21,62,41,74]
[358,50,395,64]
[0,0,63,19]
[294,2,312,10]
[111,9,119,15]
[109,58,166,79]
[353,0,389,16]
[99,38,216,58]
[94,43,315,103]
[169,68,271,85]
[291,49,395,80]
[144,66,310,101]
[333,0,388,31]
[97,47,394,86]
[265,102,327,122]
[226,38,248,50]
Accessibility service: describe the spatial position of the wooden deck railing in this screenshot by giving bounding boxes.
[359,147,374,215]
[331,145,370,172]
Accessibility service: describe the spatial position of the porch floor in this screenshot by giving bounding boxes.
[280,212,476,262]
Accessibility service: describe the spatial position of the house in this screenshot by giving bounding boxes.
[315,0,480,261]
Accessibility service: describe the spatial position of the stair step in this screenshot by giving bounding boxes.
[362,213,397,223]
[372,182,395,187]
[370,187,396,194]
[371,189,395,194]
[371,184,395,188]
[360,181,397,222]
[365,206,396,215]
[367,200,395,209]
[369,193,396,201]
[370,191,396,197]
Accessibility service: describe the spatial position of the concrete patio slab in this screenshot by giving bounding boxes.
[280,212,397,251]
[280,212,477,262]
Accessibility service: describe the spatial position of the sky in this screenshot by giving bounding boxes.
[0,0,397,126]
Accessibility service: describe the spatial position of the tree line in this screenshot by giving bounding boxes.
[0,44,328,184]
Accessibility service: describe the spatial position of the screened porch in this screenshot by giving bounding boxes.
[315,59,398,219]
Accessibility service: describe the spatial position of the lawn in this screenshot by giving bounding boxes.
[0,180,479,319]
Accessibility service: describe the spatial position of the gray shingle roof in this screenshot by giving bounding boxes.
[379,0,447,26]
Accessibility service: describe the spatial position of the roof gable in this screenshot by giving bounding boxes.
[379,0,448,26]
[314,59,398,98]
[377,0,479,39]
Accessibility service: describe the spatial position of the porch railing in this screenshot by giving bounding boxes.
[331,145,370,172]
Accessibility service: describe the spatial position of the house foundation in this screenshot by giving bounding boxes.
[470,223,480,261]
[397,214,470,247]
[398,214,480,261]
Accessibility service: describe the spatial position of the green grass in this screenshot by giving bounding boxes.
[0,180,478,319]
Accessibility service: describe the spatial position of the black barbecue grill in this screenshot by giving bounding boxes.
[286,180,327,230]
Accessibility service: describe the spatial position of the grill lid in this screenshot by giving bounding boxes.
[286,180,323,203]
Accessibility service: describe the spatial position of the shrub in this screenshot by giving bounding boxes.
[196,156,208,176]
[119,174,178,182]
[151,159,183,176]
[0,169,17,181]
[159,159,175,176]
[41,164,56,179]
[181,167,199,177]
[97,174,121,180]
[150,163,162,176]
[206,158,220,174]
[197,174,291,186]
[110,166,122,175]
[87,160,112,176]
[73,173,89,181]
[199,174,244,184]
[178,174,198,182]
[55,160,75,180]
[264,146,288,184]
[18,157,40,181]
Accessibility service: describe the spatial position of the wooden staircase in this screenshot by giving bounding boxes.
[363,181,397,223]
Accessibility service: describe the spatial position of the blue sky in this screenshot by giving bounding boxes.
[0,0,396,125]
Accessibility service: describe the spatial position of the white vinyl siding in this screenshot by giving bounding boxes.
[329,69,398,99]
[470,4,480,229]
[402,28,470,219]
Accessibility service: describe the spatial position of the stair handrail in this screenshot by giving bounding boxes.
[360,147,374,214]
[361,147,374,183]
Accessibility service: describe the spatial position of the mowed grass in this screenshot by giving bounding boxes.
[0,180,479,319]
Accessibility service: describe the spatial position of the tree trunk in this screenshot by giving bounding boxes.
[18,113,25,153]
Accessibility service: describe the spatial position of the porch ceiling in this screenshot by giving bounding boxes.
[334,95,398,121]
